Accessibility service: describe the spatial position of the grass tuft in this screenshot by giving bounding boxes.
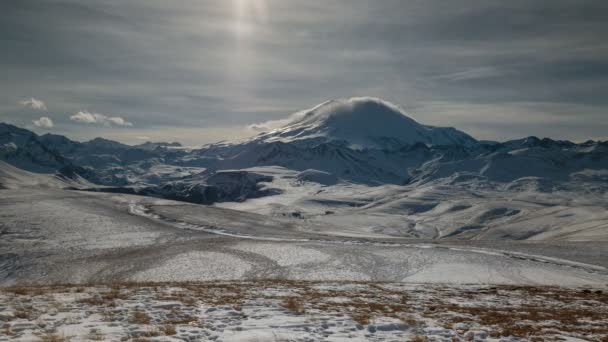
[3,323,12,336]
[162,324,177,336]
[351,313,371,325]
[130,308,151,325]
[39,333,67,342]
[282,297,304,314]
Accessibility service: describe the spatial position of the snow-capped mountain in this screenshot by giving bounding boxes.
[134,141,183,151]
[0,123,70,173]
[252,97,477,149]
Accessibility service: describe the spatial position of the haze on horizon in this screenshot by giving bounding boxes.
[1,0,607,145]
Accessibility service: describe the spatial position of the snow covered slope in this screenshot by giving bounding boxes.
[0,123,70,173]
[1,188,606,286]
[215,166,608,242]
[410,139,608,184]
[0,161,91,189]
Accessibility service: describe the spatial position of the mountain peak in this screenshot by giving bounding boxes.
[0,123,34,136]
[85,137,128,149]
[257,97,477,149]
[135,141,183,151]
[290,97,418,129]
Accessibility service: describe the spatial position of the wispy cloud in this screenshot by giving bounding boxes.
[32,116,54,128]
[70,110,133,127]
[433,67,506,82]
[19,97,47,111]
[247,120,286,133]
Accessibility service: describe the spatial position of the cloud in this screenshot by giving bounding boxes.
[70,111,97,124]
[247,122,277,132]
[2,1,608,142]
[19,97,47,110]
[433,67,506,82]
[246,97,396,133]
[106,116,132,126]
[70,110,133,127]
[246,118,294,133]
[32,116,54,128]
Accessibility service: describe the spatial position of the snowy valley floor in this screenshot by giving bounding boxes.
[1,281,607,342]
[1,189,607,286]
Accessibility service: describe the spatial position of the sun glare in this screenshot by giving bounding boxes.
[233,0,267,36]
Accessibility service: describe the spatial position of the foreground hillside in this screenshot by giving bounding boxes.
[1,282,607,342]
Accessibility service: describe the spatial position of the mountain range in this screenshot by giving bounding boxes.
[1,97,607,205]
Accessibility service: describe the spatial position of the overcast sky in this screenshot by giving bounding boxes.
[1,0,607,144]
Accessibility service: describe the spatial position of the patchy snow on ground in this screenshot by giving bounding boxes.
[1,282,606,342]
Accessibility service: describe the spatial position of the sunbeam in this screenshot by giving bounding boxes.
[233,0,267,36]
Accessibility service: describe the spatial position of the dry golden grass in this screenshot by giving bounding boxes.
[435,298,608,339]
[130,308,151,325]
[2,286,51,297]
[76,288,128,307]
[39,333,67,342]
[282,297,305,314]
[3,323,12,336]
[351,312,371,325]
[103,287,129,301]
[172,291,197,306]
[14,307,35,320]
[2,281,606,340]
[7,287,29,296]
[77,296,105,306]
[162,324,177,336]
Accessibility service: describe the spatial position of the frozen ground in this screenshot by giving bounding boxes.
[0,282,606,342]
